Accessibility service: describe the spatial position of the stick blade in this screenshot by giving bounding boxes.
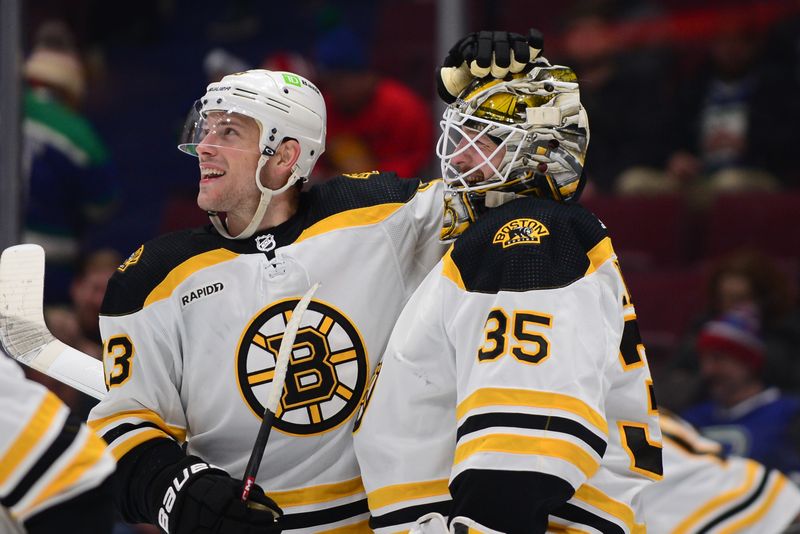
[0,244,54,362]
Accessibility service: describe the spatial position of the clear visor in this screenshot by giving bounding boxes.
[178,101,263,157]
[436,107,527,192]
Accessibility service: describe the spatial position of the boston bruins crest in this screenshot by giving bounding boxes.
[493,218,550,248]
[236,297,368,436]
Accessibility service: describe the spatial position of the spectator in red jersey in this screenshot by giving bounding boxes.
[312,25,434,181]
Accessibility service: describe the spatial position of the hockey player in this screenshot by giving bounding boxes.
[352,57,663,533]
[86,31,544,534]
[641,411,800,533]
[0,354,115,533]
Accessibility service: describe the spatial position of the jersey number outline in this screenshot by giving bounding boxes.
[478,308,553,365]
[104,335,134,388]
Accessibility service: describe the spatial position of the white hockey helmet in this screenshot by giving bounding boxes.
[179,69,326,239]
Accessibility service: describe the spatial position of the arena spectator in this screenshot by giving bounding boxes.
[22,22,121,304]
[682,307,800,478]
[313,25,434,180]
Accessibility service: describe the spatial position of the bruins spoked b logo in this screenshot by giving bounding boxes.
[236,298,368,435]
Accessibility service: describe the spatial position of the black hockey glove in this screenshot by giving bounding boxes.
[150,456,282,534]
[437,28,544,103]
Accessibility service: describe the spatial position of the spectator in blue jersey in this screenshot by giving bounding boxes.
[682,306,800,478]
[22,22,121,304]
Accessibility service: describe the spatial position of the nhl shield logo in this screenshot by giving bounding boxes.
[493,218,550,248]
[255,234,276,252]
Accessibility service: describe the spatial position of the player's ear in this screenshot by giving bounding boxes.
[274,139,301,170]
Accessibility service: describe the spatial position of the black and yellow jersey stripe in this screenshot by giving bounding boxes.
[103,172,427,316]
[0,360,114,526]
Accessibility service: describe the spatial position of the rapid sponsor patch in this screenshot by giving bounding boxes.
[181,282,224,306]
[492,218,550,248]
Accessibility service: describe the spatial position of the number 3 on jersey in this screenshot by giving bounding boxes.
[104,335,134,388]
[478,308,552,364]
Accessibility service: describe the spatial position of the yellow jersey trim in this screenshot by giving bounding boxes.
[441,247,465,290]
[110,428,168,461]
[573,484,644,534]
[88,408,187,442]
[454,434,600,479]
[417,178,441,192]
[295,203,405,244]
[270,476,366,508]
[144,249,239,307]
[584,237,615,276]
[719,474,786,534]
[19,430,107,517]
[673,460,760,534]
[367,478,450,511]
[457,388,608,435]
[0,392,63,485]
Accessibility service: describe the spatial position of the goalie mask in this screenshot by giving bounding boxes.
[179,69,326,239]
[437,60,589,241]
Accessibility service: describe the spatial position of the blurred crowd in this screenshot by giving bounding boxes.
[15,0,800,525]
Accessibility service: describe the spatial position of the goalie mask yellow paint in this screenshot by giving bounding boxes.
[437,60,590,242]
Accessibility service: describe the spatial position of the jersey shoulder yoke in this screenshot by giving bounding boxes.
[101,227,235,315]
[446,198,610,292]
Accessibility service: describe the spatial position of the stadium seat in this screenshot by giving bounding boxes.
[623,265,708,360]
[701,191,800,260]
[582,194,689,270]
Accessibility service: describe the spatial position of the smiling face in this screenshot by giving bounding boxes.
[194,112,263,216]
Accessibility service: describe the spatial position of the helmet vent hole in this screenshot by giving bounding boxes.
[216,98,222,104]
[283,88,289,94]
[544,83,554,92]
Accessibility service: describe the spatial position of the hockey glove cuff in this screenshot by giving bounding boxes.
[150,455,282,534]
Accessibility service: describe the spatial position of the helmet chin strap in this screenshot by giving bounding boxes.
[209,155,302,240]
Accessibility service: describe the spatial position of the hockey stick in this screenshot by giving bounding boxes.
[0,244,106,400]
[240,282,321,502]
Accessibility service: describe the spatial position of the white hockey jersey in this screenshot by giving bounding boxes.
[88,173,446,533]
[0,354,115,527]
[641,412,800,533]
[353,197,662,533]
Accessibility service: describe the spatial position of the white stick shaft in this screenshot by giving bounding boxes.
[266,282,320,412]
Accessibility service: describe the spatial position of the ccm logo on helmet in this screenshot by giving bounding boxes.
[181,282,224,306]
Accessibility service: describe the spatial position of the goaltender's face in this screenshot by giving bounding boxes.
[450,128,506,184]
[194,112,262,217]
